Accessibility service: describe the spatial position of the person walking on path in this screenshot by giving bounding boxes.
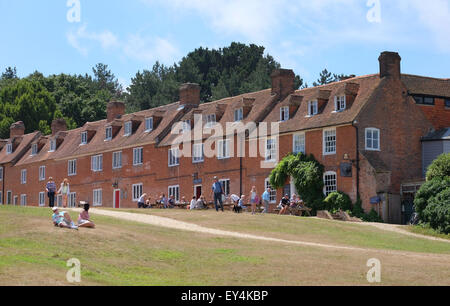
[46,177,57,208]
[262,188,271,214]
[212,176,224,212]
[57,178,70,208]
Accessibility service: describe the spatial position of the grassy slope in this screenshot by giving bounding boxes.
[110,209,450,254]
[0,206,449,286]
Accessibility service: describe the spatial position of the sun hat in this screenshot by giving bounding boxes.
[52,207,58,212]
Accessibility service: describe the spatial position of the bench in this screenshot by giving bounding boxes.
[289,206,312,217]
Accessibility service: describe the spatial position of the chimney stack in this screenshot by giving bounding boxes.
[107,101,126,123]
[379,51,401,79]
[179,83,201,107]
[51,118,67,136]
[10,121,25,138]
[271,69,295,100]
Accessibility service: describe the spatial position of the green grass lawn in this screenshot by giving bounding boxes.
[0,206,449,286]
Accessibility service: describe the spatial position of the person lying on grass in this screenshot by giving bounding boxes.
[78,203,95,228]
[52,207,78,230]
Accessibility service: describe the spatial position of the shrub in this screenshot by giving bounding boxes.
[426,153,450,181]
[423,188,450,234]
[362,209,384,223]
[323,192,352,213]
[414,177,450,221]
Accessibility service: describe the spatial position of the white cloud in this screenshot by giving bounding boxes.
[123,35,180,64]
[66,24,119,56]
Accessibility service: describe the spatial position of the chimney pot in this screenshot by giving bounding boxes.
[107,101,126,123]
[179,83,201,106]
[10,121,25,138]
[51,118,68,136]
[379,51,401,79]
[271,69,295,100]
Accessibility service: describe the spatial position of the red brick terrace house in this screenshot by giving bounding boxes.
[0,51,448,224]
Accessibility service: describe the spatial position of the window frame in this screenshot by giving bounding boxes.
[39,192,46,207]
[445,99,450,108]
[307,100,318,116]
[293,133,306,155]
[20,194,27,206]
[280,106,290,122]
[323,171,338,196]
[49,139,56,152]
[68,192,77,208]
[265,178,277,204]
[21,169,27,184]
[205,114,217,128]
[133,147,144,166]
[6,143,12,155]
[323,128,337,156]
[365,128,381,151]
[168,148,180,167]
[31,143,38,156]
[105,126,113,141]
[93,189,103,207]
[132,184,143,202]
[217,139,231,160]
[334,96,346,112]
[219,179,230,197]
[145,117,154,132]
[192,143,204,163]
[68,159,77,176]
[234,108,244,122]
[81,131,88,145]
[265,137,277,162]
[168,185,180,202]
[91,155,103,172]
[124,121,132,136]
[7,191,12,205]
[39,166,46,181]
[0,167,3,181]
[112,151,122,169]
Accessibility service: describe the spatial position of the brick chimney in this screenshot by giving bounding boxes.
[179,83,200,107]
[379,51,401,79]
[51,118,67,136]
[107,101,126,123]
[10,121,25,138]
[271,69,295,100]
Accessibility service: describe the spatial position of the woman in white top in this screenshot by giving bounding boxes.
[58,178,70,208]
[189,196,197,210]
[250,186,258,215]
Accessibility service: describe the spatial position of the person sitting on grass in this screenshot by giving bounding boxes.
[137,193,148,209]
[168,195,176,208]
[279,194,290,215]
[196,195,207,210]
[238,195,247,210]
[52,207,78,230]
[78,204,95,228]
[189,196,197,210]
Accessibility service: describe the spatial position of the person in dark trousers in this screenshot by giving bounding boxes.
[212,176,224,212]
[46,177,57,208]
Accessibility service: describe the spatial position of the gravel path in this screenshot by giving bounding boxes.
[69,208,449,258]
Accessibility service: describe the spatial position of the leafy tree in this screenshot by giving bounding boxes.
[423,188,450,234]
[269,153,325,213]
[414,177,450,221]
[323,192,352,213]
[426,153,450,181]
[313,69,355,86]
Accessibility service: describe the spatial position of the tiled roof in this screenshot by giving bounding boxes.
[0,132,40,164]
[263,74,381,134]
[402,74,450,97]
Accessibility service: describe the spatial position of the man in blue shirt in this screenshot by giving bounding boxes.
[212,176,224,212]
[262,188,271,214]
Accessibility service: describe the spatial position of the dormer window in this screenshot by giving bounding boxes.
[145,117,153,132]
[49,139,56,152]
[234,108,243,122]
[31,144,38,156]
[307,101,318,116]
[124,121,132,136]
[205,114,216,128]
[335,96,346,112]
[105,126,112,141]
[81,132,88,145]
[182,120,191,133]
[280,106,290,122]
[6,143,12,155]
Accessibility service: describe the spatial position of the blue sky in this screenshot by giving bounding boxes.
[1,0,449,88]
